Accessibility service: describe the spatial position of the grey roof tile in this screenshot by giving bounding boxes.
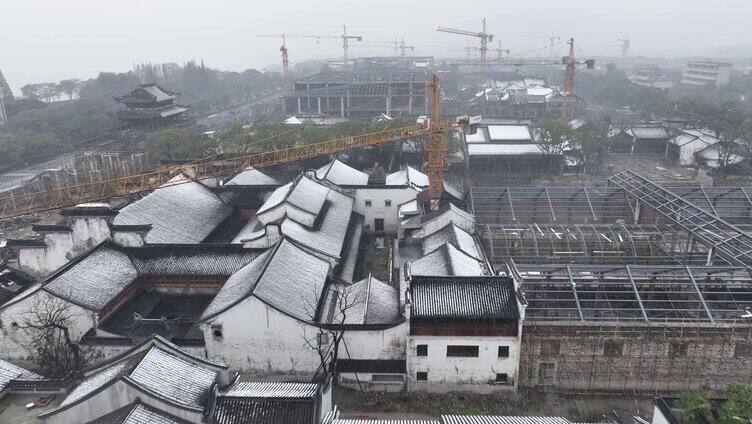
[212,398,315,424]
[316,159,369,186]
[223,381,318,398]
[44,244,138,311]
[253,240,331,321]
[411,276,519,319]
[225,167,280,186]
[0,359,42,392]
[442,417,572,424]
[421,223,480,260]
[200,248,275,320]
[114,175,232,244]
[410,243,485,277]
[85,401,190,424]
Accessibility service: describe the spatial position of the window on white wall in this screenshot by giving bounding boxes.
[416,371,428,381]
[446,345,479,357]
[416,344,428,356]
[385,199,392,207]
[495,373,509,384]
[211,324,223,340]
[365,199,372,207]
[498,346,510,358]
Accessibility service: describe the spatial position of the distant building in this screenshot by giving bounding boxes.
[469,79,585,121]
[283,59,430,119]
[113,82,190,130]
[681,60,733,87]
[629,66,674,89]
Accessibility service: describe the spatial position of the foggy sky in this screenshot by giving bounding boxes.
[2,0,751,93]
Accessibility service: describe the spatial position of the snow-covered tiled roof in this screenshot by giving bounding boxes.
[253,239,331,321]
[128,346,217,409]
[386,166,463,200]
[223,381,318,398]
[420,223,480,260]
[487,125,532,142]
[386,166,429,187]
[43,243,261,312]
[44,244,138,311]
[316,159,369,186]
[330,275,401,325]
[224,167,280,186]
[467,143,543,156]
[200,248,276,321]
[46,336,224,418]
[411,276,518,320]
[410,243,485,277]
[402,203,476,237]
[0,359,42,392]
[84,401,189,424]
[202,239,331,322]
[626,126,670,140]
[114,174,233,244]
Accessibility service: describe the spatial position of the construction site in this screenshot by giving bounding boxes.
[3,11,752,424]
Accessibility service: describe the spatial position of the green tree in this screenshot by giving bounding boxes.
[678,391,712,424]
[720,384,752,424]
[532,119,573,156]
[58,79,81,100]
[146,129,212,163]
[216,123,249,153]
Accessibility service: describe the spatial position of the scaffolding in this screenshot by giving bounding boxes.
[482,224,718,267]
[609,171,752,267]
[512,262,752,323]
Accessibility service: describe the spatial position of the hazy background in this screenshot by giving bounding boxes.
[2,0,751,92]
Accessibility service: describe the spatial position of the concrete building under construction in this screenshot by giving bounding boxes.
[283,58,431,119]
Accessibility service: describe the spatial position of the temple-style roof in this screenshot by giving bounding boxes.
[84,400,190,424]
[0,359,42,393]
[114,174,233,244]
[420,223,481,260]
[114,83,180,105]
[326,275,402,325]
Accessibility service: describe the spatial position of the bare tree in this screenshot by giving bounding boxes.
[15,296,98,377]
[301,283,363,380]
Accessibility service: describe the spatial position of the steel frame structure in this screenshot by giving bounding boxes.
[481,224,720,266]
[469,187,635,225]
[609,170,752,267]
[510,261,752,324]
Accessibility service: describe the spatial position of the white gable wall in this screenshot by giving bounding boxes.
[0,290,96,362]
[353,187,418,233]
[406,335,520,392]
[201,296,406,375]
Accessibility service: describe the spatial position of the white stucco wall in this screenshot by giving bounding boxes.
[353,187,418,233]
[201,296,406,375]
[405,335,520,391]
[18,232,75,277]
[0,290,97,362]
[70,217,111,253]
[112,231,145,247]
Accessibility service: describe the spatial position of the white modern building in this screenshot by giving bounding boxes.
[681,60,733,87]
[629,66,674,89]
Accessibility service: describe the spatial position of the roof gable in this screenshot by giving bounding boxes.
[225,167,280,186]
[316,159,369,186]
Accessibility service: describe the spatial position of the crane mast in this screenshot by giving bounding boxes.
[562,37,576,121]
[438,19,494,82]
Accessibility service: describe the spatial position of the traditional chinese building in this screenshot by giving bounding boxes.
[114,83,189,130]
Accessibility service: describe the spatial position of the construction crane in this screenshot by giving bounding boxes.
[310,26,363,65]
[256,33,324,92]
[0,75,468,219]
[438,19,494,79]
[393,38,415,57]
[616,36,631,57]
[494,41,511,60]
[453,37,594,121]
[523,32,560,57]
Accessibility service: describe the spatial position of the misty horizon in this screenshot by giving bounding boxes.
[2,0,752,93]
